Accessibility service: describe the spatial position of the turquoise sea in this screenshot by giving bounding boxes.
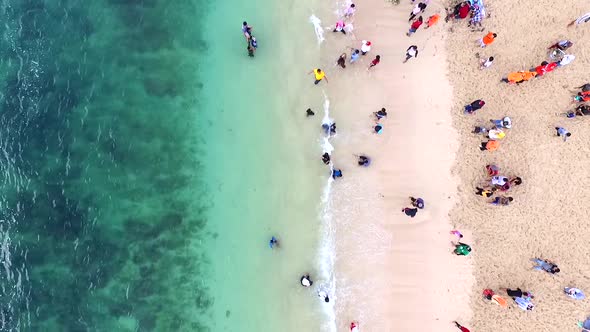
[0,0,335,331]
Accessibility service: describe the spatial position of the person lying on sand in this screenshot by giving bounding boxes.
[565,104,590,118]
[464,99,485,114]
[486,164,500,176]
[475,187,496,197]
[454,321,471,332]
[499,177,522,191]
[503,287,534,299]
[490,196,513,206]
[574,90,590,102]
[479,140,499,151]
[531,258,560,274]
[490,116,512,129]
[402,207,418,218]
[575,83,590,92]
[479,56,494,69]
[501,71,537,84]
[445,1,470,22]
[452,242,471,256]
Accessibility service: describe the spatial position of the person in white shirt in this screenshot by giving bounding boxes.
[479,56,494,69]
[344,4,356,18]
[404,45,418,63]
[360,40,371,55]
[558,54,575,66]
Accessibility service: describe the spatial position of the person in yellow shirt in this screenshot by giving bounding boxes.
[309,68,328,85]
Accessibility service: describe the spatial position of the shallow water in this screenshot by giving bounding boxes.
[0,0,334,331]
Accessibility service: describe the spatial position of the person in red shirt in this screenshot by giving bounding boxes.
[457,3,471,19]
[368,55,381,69]
[454,321,470,332]
[533,61,558,76]
[407,16,423,36]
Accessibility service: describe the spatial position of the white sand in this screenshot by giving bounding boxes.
[317,0,473,330]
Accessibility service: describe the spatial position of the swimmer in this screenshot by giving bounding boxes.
[247,44,255,57]
[250,36,258,49]
[322,153,331,165]
[374,108,387,121]
[358,155,371,167]
[306,108,315,116]
[300,274,313,287]
[269,236,279,249]
[318,290,330,303]
[332,169,343,179]
[330,123,336,134]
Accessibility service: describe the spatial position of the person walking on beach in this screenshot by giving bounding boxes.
[374,108,387,121]
[368,55,381,69]
[337,53,347,68]
[531,258,560,274]
[358,155,371,167]
[344,3,356,18]
[333,20,346,34]
[453,321,471,332]
[410,196,425,209]
[309,68,328,85]
[361,40,372,55]
[404,45,419,63]
[555,127,571,141]
[407,16,424,36]
[478,32,497,48]
[409,2,427,22]
[350,49,361,63]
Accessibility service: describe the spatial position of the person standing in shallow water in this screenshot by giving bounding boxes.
[309,68,328,85]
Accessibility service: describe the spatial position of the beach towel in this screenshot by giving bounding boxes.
[469,0,486,24]
[491,295,508,307]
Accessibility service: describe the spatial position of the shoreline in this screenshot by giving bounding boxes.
[319,0,474,329]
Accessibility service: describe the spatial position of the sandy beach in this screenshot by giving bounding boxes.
[321,0,473,330]
[320,0,590,330]
[445,0,590,331]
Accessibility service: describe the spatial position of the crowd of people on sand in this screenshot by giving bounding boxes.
[245,0,590,330]
[444,1,590,330]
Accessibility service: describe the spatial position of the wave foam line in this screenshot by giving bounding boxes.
[309,15,325,45]
[318,94,336,332]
